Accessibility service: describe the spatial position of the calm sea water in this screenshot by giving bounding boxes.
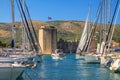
[22,54,120,80]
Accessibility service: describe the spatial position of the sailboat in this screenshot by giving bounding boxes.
[0,63,25,80]
[75,7,90,60]
[83,1,104,64]
[103,0,120,72]
[9,0,42,64]
[84,36,101,63]
[0,0,44,79]
[0,0,41,64]
[0,0,26,80]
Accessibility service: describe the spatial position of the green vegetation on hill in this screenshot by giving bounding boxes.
[48,20,84,41]
[0,20,120,47]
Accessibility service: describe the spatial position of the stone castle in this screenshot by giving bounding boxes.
[39,26,78,54]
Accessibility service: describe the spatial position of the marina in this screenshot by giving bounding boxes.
[0,0,120,80]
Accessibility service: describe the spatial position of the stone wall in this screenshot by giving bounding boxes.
[57,38,78,53]
[39,26,57,54]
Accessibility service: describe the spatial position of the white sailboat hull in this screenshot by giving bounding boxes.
[100,56,107,65]
[0,63,25,80]
[110,59,120,73]
[85,54,100,64]
[51,53,65,60]
[100,54,115,66]
[75,54,84,60]
[100,56,113,67]
[0,57,28,63]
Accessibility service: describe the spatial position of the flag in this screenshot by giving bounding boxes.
[48,16,52,20]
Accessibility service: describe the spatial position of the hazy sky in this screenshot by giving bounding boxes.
[0,0,119,23]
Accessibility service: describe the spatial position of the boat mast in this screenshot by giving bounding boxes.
[101,0,119,55]
[107,4,120,52]
[99,0,103,53]
[21,0,26,52]
[10,0,16,53]
[17,0,42,55]
[84,0,103,52]
[106,0,112,52]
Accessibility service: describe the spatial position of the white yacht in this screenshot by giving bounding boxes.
[76,54,84,60]
[110,59,120,73]
[51,49,65,59]
[0,63,25,80]
[51,52,65,60]
[84,53,100,64]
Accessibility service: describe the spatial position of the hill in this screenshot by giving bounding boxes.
[0,20,120,45]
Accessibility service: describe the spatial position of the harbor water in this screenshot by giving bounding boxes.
[23,54,120,80]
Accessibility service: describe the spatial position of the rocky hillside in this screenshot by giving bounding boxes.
[0,20,84,42]
[0,20,120,44]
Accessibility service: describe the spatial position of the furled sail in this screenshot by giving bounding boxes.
[76,14,89,54]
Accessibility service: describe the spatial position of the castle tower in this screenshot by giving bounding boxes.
[39,26,57,54]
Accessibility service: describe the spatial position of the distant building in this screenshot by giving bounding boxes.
[39,26,57,54]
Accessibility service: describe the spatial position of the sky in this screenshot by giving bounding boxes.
[0,0,119,23]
